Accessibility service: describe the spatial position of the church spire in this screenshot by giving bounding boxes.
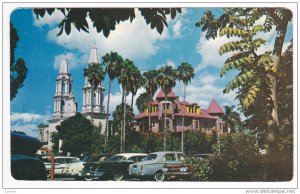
[59,54,69,74]
[88,44,99,64]
[82,43,105,115]
[53,54,77,119]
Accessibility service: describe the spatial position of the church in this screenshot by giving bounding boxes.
[39,46,107,149]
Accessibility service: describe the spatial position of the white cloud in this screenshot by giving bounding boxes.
[11,124,40,138]
[33,10,65,28]
[11,112,52,138]
[45,9,170,67]
[53,52,83,70]
[171,8,189,38]
[103,85,146,117]
[103,87,123,117]
[11,112,44,122]
[198,73,218,85]
[195,34,235,72]
[172,19,183,38]
[173,73,237,110]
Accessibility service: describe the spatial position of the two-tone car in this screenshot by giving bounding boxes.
[82,153,147,181]
[63,154,112,180]
[42,156,80,177]
[128,151,187,181]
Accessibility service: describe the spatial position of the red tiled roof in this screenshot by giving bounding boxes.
[156,89,176,99]
[207,98,224,114]
[134,112,159,119]
[175,108,216,120]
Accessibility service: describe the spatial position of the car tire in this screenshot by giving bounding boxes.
[84,177,94,181]
[154,170,165,182]
[113,172,124,181]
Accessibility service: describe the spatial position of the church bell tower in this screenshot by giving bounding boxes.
[82,45,105,114]
[53,56,77,119]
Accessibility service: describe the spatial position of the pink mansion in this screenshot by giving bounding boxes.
[134,89,224,134]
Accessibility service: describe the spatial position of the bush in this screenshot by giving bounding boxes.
[185,157,213,181]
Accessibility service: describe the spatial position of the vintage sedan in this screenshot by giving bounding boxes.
[128,151,186,181]
[82,153,147,181]
[63,154,112,180]
[162,163,193,181]
[42,156,80,177]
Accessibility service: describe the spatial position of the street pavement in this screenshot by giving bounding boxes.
[47,177,140,181]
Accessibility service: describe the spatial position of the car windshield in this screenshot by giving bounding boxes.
[108,155,126,162]
[143,154,157,161]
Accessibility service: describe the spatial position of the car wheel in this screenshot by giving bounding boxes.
[113,172,124,181]
[84,177,94,181]
[154,170,165,182]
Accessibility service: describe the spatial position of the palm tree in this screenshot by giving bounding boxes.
[136,92,152,113]
[102,51,123,151]
[118,59,135,152]
[129,67,144,111]
[83,62,105,123]
[222,105,241,133]
[177,62,194,153]
[157,65,177,151]
[128,68,144,130]
[143,70,159,132]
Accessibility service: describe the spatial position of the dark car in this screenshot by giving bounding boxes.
[82,153,147,181]
[63,153,112,180]
[11,132,47,180]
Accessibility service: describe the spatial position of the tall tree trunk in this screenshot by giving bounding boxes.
[148,101,152,132]
[130,92,134,111]
[123,88,127,152]
[267,21,288,156]
[105,79,112,152]
[181,83,186,153]
[120,89,125,153]
[164,94,167,151]
[130,92,134,130]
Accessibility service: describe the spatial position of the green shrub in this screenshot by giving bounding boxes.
[185,157,213,181]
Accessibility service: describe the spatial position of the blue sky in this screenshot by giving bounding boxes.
[10,8,293,138]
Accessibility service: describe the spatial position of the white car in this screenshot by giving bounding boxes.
[129,151,186,181]
[42,156,80,177]
[63,154,112,180]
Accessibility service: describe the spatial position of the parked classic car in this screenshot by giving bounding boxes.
[11,132,47,180]
[42,156,80,177]
[82,153,147,181]
[128,151,186,181]
[162,163,193,181]
[63,154,112,180]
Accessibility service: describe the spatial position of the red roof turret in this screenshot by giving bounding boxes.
[207,98,224,115]
[155,89,176,99]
